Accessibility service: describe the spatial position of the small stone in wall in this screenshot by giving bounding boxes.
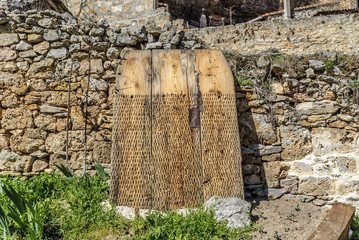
[312,199,326,206]
[27,34,43,43]
[306,68,315,78]
[32,159,48,172]
[33,41,50,55]
[38,18,54,28]
[308,60,325,70]
[328,121,347,129]
[244,174,261,185]
[43,29,60,42]
[145,42,163,49]
[0,33,19,47]
[47,48,68,59]
[267,188,284,200]
[296,101,339,116]
[0,150,21,171]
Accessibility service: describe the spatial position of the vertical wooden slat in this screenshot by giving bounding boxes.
[195,49,245,200]
[151,50,203,209]
[110,50,153,209]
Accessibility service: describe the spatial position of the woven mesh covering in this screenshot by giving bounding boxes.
[110,50,244,210]
[201,94,244,199]
[110,95,153,209]
[151,94,203,209]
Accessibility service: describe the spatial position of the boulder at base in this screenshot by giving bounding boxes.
[204,196,251,228]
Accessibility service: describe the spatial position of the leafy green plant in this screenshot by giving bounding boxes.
[55,163,74,177]
[131,206,257,240]
[274,230,282,240]
[0,183,43,239]
[351,215,359,240]
[325,60,335,70]
[94,160,109,178]
[295,204,300,212]
[237,76,254,86]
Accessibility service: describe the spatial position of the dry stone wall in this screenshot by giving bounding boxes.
[1,9,359,208]
[189,13,359,56]
[0,9,204,176]
[230,53,359,207]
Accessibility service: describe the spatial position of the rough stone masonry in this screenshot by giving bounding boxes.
[0,7,359,210]
[0,9,204,176]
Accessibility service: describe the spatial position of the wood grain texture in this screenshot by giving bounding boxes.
[117,50,152,96]
[308,202,355,240]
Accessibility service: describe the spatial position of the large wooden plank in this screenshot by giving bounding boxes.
[110,50,153,209]
[195,49,244,200]
[151,50,203,209]
[308,202,355,240]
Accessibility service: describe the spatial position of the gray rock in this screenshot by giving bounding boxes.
[115,206,136,220]
[30,151,49,159]
[312,199,326,206]
[241,146,254,155]
[0,150,21,171]
[147,33,154,43]
[19,50,37,58]
[93,42,110,51]
[306,68,315,78]
[249,144,264,151]
[43,29,60,42]
[255,146,282,156]
[47,47,68,59]
[296,101,339,116]
[32,26,44,34]
[145,20,162,36]
[286,78,298,88]
[124,25,147,41]
[159,30,175,43]
[0,17,9,25]
[204,196,251,228]
[69,43,80,53]
[0,33,19,47]
[257,56,270,68]
[171,32,184,45]
[163,43,176,49]
[309,60,325,70]
[267,188,284,199]
[115,32,137,46]
[182,40,196,49]
[15,40,32,51]
[40,105,66,113]
[296,195,315,203]
[32,159,48,172]
[38,18,53,28]
[106,47,120,60]
[145,42,163,50]
[318,75,339,84]
[89,28,105,36]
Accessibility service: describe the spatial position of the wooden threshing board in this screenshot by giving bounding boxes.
[111,49,244,209]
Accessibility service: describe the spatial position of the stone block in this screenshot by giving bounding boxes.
[0,33,19,47]
[1,107,34,130]
[298,176,333,196]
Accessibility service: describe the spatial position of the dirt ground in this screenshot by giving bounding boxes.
[251,197,330,240]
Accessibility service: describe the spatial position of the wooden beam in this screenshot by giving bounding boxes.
[308,202,355,240]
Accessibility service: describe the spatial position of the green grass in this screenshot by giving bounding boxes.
[0,172,258,239]
[351,215,359,240]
